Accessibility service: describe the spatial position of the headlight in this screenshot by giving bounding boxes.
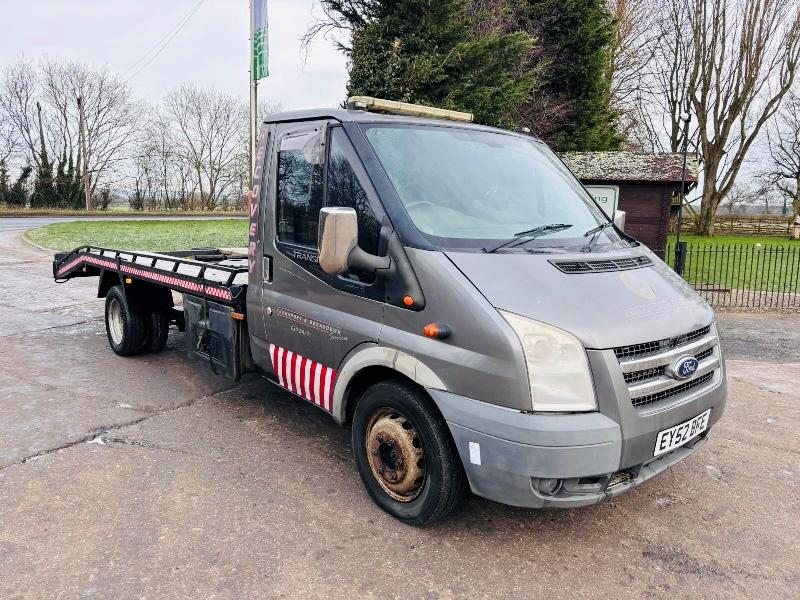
[500,311,597,412]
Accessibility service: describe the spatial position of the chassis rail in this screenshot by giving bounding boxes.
[53,246,248,307]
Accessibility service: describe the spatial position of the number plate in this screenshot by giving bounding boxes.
[654,409,711,457]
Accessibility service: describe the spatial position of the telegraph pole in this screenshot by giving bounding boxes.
[77,96,91,211]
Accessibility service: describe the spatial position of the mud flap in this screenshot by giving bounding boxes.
[183,294,248,380]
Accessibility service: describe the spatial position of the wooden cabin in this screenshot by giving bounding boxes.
[561,152,698,253]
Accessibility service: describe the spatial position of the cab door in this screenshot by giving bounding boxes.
[260,121,386,413]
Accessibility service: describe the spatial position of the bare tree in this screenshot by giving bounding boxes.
[0,59,42,167]
[0,58,140,203]
[689,0,800,234]
[163,84,247,210]
[721,181,758,213]
[40,59,141,199]
[0,112,20,165]
[648,0,697,153]
[606,0,663,147]
[763,89,800,219]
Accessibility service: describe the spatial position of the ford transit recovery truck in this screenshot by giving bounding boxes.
[53,97,727,525]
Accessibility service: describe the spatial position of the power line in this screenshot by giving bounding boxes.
[124,0,208,83]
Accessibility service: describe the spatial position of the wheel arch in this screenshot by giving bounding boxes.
[97,272,173,312]
[332,345,447,425]
[97,269,118,299]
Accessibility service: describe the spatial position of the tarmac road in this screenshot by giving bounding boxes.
[0,227,798,599]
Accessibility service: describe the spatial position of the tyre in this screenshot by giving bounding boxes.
[352,380,467,526]
[104,285,147,356]
[142,310,170,353]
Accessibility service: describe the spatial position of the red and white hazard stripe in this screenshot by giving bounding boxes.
[269,344,336,413]
[56,254,233,301]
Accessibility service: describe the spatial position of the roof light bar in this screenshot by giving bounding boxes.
[348,96,474,123]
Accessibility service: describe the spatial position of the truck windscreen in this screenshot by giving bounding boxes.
[362,124,621,251]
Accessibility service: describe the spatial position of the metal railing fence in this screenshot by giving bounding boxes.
[658,242,800,310]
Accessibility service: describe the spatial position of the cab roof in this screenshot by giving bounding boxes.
[262,107,539,139]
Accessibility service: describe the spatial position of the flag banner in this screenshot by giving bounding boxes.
[253,0,269,80]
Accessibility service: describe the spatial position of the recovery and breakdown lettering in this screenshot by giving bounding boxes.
[249,127,270,275]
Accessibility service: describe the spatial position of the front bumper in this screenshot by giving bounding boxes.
[428,376,726,509]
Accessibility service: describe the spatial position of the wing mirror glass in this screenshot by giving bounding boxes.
[613,210,626,232]
[318,207,392,276]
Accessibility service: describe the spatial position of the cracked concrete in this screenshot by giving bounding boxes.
[0,223,798,599]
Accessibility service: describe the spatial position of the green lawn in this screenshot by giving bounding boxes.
[1,206,247,217]
[664,235,800,292]
[26,219,248,252]
[668,234,800,249]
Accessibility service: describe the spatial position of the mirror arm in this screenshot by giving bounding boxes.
[348,246,391,273]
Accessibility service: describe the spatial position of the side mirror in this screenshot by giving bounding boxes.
[318,207,392,276]
[613,210,626,232]
[318,207,359,275]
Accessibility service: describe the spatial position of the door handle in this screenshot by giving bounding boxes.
[263,256,272,283]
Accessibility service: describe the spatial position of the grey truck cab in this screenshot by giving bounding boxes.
[60,97,726,525]
[242,98,726,524]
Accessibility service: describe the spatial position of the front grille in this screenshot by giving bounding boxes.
[622,345,716,385]
[624,365,665,384]
[632,372,714,408]
[614,325,711,361]
[695,347,713,361]
[614,323,720,410]
[550,255,652,274]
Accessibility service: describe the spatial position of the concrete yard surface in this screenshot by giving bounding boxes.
[0,226,798,599]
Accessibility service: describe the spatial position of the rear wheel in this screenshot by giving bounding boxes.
[104,285,146,356]
[142,310,170,353]
[352,381,466,526]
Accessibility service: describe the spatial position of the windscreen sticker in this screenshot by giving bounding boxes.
[269,344,336,413]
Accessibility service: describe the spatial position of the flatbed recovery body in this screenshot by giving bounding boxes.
[51,98,726,525]
[54,245,249,306]
[54,245,253,379]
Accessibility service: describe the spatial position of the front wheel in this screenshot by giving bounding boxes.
[352,381,466,525]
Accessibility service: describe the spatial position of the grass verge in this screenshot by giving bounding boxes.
[26,219,248,252]
[2,208,246,217]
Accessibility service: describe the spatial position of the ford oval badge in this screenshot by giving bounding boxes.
[666,355,699,380]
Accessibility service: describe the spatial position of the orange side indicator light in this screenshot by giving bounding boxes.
[402,295,415,307]
[423,323,451,340]
[231,312,246,321]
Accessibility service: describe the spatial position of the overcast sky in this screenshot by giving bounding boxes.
[0,0,348,109]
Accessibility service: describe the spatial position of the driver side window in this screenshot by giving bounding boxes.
[276,129,324,247]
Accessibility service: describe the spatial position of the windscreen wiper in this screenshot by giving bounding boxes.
[581,221,614,253]
[482,223,573,254]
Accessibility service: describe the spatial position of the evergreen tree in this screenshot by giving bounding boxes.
[30,102,59,208]
[55,151,69,208]
[55,149,84,209]
[7,165,32,206]
[511,0,620,151]
[322,0,538,128]
[0,160,9,204]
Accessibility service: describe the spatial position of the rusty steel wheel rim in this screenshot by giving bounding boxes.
[365,407,426,502]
